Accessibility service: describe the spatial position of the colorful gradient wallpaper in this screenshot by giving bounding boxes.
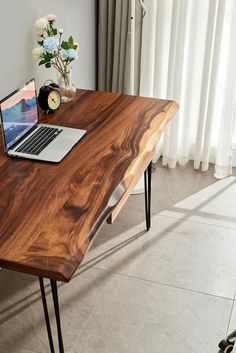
[0,81,38,149]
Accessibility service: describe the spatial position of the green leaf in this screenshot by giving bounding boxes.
[45,62,51,68]
[37,40,43,46]
[68,36,73,48]
[39,60,46,65]
[44,52,53,60]
[52,28,57,35]
[61,41,69,50]
[73,44,78,50]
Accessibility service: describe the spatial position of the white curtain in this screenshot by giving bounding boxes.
[140,0,236,178]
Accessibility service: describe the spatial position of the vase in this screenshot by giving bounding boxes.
[56,68,76,103]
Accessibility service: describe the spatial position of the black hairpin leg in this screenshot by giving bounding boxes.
[39,278,65,353]
[144,161,152,231]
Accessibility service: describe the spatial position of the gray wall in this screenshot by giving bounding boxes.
[0,0,96,99]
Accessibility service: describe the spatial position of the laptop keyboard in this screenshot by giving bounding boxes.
[15,126,62,155]
[6,124,28,145]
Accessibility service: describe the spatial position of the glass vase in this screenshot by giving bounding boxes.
[56,68,76,103]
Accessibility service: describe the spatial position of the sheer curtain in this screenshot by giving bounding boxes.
[140,0,236,178]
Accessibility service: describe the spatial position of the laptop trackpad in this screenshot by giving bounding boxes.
[53,136,75,150]
[39,126,86,162]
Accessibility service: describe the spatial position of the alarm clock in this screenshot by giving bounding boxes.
[38,81,61,112]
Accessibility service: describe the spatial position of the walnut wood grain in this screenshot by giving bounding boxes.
[107,100,178,224]
[0,90,178,282]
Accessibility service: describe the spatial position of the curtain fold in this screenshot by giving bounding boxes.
[98,0,129,92]
[140,0,236,178]
[98,0,142,94]
[98,0,236,178]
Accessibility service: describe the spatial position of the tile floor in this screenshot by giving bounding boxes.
[0,162,236,353]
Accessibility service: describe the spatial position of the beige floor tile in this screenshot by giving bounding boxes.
[84,214,236,299]
[226,300,236,338]
[0,271,48,353]
[159,176,236,229]
[0,268,232,353]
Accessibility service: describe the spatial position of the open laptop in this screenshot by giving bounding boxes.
[0,78,86,162]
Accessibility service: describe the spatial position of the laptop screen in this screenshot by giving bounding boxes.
[0,80,38,150]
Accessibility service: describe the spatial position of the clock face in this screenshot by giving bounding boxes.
[48,90,61,110]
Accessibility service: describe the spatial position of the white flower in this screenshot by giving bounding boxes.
[35,17,48,31]
[59,28,64,34]
[32,46,44,59]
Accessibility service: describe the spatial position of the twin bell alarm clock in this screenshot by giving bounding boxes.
[38,80,61,113]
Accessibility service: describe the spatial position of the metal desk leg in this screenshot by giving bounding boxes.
[39,278,65,353]
[144,161,152,231]
[51,280,64,353]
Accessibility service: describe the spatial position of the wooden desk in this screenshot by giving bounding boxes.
[0,89,178,352]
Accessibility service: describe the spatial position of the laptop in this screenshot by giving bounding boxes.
[0,78,86,162]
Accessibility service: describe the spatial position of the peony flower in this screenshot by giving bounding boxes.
[43,37,59,53]
[46,14,58,22]
[63,48,78,60]
[35,17,48,31]
[32,46,44,59]
[59,28,64,34]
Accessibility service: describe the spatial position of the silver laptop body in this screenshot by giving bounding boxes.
[0,79,86,163]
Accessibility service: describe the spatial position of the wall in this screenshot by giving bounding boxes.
[0,0,96,99]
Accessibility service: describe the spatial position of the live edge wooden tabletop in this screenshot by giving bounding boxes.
[0,89,178,282]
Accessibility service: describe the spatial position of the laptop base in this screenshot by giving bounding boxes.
[8,124,86,163]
